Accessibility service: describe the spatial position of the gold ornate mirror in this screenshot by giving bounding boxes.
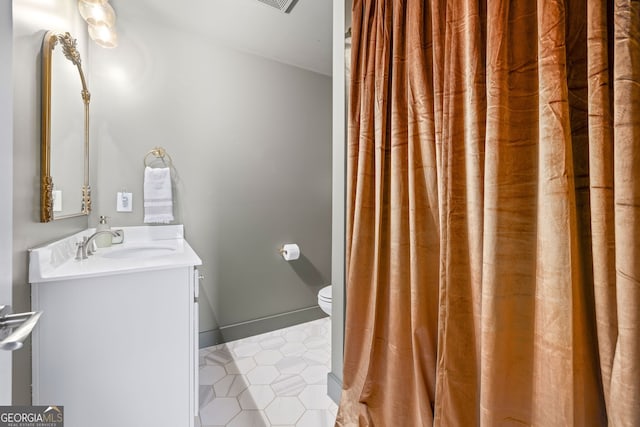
[40,31,91,222]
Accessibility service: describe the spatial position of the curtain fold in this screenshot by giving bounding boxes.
[337,0,640,425]
[609,1,640,423]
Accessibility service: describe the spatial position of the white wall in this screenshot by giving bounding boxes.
[329,0,349,403]
[11,0,89,404]
[89,2,332,343]
[1,0,14,405]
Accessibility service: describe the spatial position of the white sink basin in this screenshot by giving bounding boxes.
[100,245,177,259]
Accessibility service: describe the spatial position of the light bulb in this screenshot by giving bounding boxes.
[78,0,116,27]
[88,23,118,48]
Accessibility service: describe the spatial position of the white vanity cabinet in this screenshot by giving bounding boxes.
[29,226,201,427]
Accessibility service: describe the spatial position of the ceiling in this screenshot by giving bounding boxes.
[114,0,333,76]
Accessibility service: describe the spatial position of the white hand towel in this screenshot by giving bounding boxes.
[143,166,174,224]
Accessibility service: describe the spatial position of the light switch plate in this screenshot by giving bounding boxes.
[52,190,62,212]
[116,192,133,212]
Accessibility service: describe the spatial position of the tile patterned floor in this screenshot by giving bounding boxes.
[197,317,338,427]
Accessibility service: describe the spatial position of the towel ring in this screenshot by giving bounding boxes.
[143,147,173,168]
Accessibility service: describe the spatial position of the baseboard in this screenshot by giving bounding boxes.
[199,306,327,348]
[327,371,342,404]
[199,328,224,348]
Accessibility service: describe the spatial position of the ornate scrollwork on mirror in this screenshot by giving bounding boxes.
[40,31,91,222]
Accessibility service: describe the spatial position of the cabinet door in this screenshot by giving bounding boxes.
[32,268,194,427]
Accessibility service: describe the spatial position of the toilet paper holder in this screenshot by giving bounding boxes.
[279,243,300,261]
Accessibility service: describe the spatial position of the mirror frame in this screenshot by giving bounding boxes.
[40,31,92,222]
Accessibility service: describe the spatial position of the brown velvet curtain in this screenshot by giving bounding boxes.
[337,0,640,426]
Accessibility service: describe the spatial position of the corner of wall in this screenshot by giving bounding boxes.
[0,0,14,406]
[330,0,348,399]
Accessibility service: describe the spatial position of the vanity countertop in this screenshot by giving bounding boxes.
[29,225,202,283]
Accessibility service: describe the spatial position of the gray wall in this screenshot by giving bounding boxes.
[11,0,89,404]
[89,2,332,344]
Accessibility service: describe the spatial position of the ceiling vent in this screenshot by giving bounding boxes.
[256,0,299,13]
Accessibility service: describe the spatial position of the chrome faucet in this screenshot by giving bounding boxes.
[76,229,124,260]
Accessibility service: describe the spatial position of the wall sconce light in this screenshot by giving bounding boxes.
[77,0,118,48]
[88,23,118,48]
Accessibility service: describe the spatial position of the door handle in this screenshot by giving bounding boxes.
[0,305,43,351]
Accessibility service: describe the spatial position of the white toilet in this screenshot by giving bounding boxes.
[318,285,332,316]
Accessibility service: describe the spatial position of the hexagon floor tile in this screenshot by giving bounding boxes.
[199,397,241,425]
[198,317,336,426]
[265,396,305,425]
[239,385,276,410]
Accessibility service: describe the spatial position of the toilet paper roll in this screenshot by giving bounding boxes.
[281,243,300,261]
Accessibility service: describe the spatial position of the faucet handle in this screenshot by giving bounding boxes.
[112,229,125,245]
[75,240,85,260]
